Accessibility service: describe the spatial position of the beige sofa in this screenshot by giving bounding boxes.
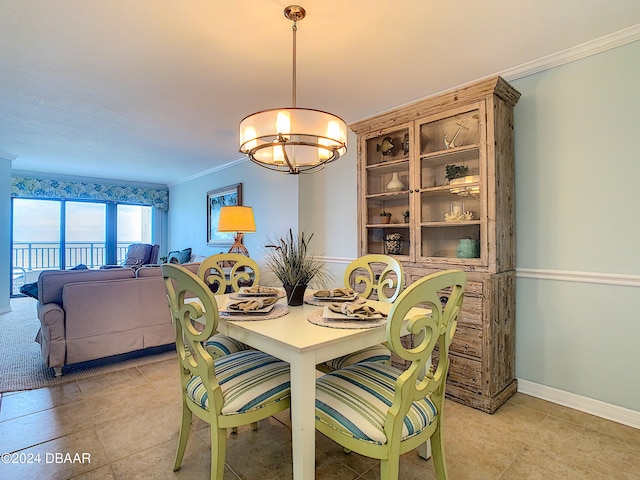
[36,263,199,375]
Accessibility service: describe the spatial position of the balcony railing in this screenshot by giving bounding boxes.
[11,241,132,295]
[12,241,131,271]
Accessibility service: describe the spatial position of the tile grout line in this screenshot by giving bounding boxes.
[496,411,552,479]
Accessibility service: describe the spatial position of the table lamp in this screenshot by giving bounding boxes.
[217,206,256,256]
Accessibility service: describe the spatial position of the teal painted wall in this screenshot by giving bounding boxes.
[511,39,640,411]
[0,158,11,311]
[168,159,299,264]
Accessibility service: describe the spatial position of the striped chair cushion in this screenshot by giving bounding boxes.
[204,333,253,358]
[316,361,437,445]
[186,350,290,415]
[321,344,391,371]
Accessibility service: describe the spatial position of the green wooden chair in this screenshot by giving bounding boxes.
[198,253,260,294]
[315,269,466,480]
[161,264,291,480]
[317,254,405,372]
[344,254,405,302]
[197,253,260,360]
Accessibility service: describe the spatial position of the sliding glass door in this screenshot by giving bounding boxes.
[12,199,61,294]
[11,198,154,296]
[117,204,152,264]
[65,201,107,269]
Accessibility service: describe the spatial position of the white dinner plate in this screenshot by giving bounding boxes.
[321,305,384,320]
[222,302,276,315]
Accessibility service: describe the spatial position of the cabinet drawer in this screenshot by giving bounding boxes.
[445,353,483,394]
[465,281,483,296]
[459,296,482,327]
[450,325,482,359]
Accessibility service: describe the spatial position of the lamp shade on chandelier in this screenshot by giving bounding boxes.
[239,5,347,174]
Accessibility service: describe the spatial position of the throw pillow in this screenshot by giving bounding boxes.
[125,244,153,266]
[20,282,39,299]
[167,247,192,264]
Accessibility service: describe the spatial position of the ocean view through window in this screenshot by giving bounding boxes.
[11,199,153,295]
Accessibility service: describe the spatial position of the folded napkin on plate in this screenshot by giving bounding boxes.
[314,287,355,298]
[227,297,278,312]
[245,285,280,294]
[328,301,383,319]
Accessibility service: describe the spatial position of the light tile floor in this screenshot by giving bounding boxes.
[1,357,639,479]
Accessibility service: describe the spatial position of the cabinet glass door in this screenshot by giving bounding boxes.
[362,127,411,258]
[417,104,485,263]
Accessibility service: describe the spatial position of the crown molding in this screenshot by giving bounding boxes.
[502,23,640,81]
[170,156,249,187]
[354,24,640,127]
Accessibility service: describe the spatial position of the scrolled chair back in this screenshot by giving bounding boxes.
[344,254,405,302]
[386,269,466,428]
[161,263,223,410]
[197,253,260,294]
[315,269,466,479]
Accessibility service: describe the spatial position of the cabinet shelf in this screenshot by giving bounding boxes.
[365,157,409,171]
[419,184,480,195]
[366,223,410,228]
[422,220,481,227]
[420,145,480,166]
[365,191,410,200]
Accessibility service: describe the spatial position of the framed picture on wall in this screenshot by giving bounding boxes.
[206,183,242,246]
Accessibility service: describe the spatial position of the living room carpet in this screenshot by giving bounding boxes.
[0,297,176,393]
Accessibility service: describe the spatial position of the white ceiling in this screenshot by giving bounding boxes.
[2,1,640,186]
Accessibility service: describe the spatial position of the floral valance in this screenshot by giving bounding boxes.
[11,176,169,211]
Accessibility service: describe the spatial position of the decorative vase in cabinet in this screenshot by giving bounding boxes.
[386,172,404,192]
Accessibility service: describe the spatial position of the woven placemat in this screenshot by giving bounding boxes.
[304,295,365,307]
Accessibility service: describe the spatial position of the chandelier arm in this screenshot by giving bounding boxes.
[281,143,295,171]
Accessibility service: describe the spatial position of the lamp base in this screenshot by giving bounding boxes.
[227,233,250,256]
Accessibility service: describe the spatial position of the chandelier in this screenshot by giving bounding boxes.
[239,5,347,174]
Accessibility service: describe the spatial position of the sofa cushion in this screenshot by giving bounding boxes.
[38,268,135,305]
[136,262,200,278]
[167,248,192,264]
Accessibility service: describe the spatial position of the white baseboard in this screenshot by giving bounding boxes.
[0,306,11,315]
[517,379,640,429]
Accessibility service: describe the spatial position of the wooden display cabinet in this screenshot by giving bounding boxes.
[351,77,520,413]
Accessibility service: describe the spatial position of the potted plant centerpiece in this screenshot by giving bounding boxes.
[264,230,328,306]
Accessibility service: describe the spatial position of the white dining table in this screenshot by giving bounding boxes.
[212,292,396,480]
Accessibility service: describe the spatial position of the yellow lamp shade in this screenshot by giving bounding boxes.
[217,206,256,233]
